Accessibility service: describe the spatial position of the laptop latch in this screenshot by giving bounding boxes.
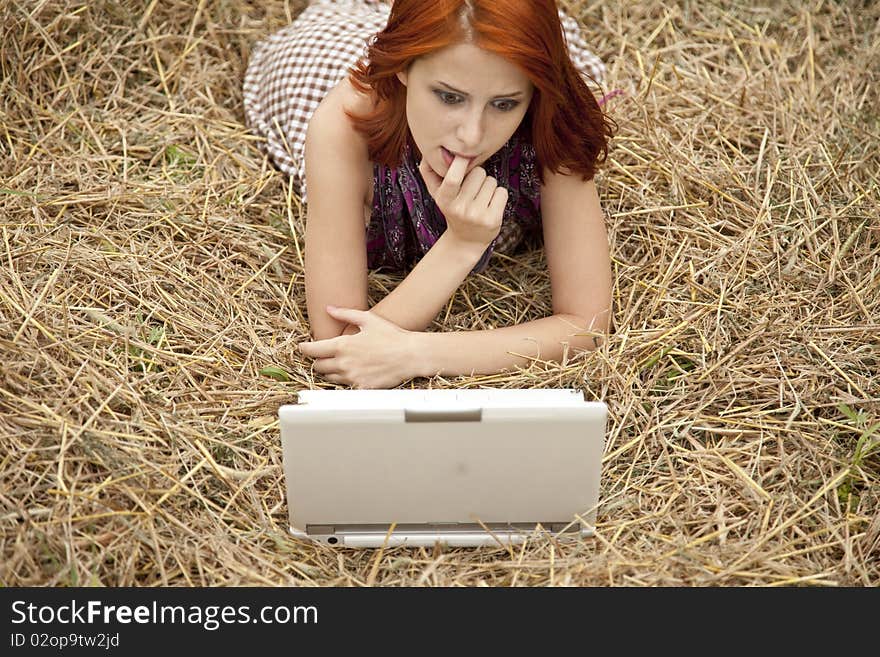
[404,408,482,422]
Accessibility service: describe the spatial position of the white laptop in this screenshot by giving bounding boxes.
[278,388,607,548]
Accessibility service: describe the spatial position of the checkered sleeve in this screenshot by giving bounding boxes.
[558,7,606,86]
[243,1,391,203]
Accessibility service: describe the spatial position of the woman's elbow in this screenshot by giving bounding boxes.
[560,309,611,350]
[309,322,359,341]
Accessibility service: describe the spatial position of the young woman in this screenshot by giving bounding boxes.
[243,0,614,389]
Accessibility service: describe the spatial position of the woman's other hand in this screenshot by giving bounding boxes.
[297,306,422,389]
[419,154,507,250]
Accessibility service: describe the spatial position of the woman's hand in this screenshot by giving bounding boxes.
[419,154,508,250]
[297,306,421,389]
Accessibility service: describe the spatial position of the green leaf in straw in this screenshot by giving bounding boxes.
[260,366,291,382]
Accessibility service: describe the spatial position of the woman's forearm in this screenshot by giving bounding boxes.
[411,312,608,378]
[364,232,485,332]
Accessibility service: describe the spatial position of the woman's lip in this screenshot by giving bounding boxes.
[441,146,475,168]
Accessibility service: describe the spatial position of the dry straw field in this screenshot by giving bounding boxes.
[2,0,878,587]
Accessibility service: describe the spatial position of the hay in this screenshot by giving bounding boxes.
[1,0,877,587]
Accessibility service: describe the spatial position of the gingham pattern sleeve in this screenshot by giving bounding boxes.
[558,9,606,86]
[243,1,605,202]
[243,1,391,203]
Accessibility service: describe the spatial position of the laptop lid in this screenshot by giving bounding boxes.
[279,389,606,548]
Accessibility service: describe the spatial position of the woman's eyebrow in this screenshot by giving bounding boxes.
[436,81,525,98]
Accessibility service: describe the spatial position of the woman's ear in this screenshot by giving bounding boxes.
[396,70,408,87]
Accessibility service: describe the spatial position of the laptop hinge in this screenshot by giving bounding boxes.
[306,525,336,535]
[305,523,575,535]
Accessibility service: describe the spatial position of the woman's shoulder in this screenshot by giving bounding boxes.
[313,76,373,128]
[305,77,375,210]
[309,77,373,157]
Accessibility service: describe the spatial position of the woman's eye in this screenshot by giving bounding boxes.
[494,100,519,112]
[435,91,461,105]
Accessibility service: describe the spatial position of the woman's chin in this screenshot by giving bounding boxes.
[427,159,447,178]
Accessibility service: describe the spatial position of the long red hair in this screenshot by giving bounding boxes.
[346,0,614,182]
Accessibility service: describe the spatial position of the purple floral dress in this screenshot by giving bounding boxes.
[366,127,543,275]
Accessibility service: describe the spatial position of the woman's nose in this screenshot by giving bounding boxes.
[455,108,484,150]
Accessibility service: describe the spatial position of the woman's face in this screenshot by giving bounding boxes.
[396,42,534,178]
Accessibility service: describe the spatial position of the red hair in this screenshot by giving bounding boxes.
[346,0,614,182]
